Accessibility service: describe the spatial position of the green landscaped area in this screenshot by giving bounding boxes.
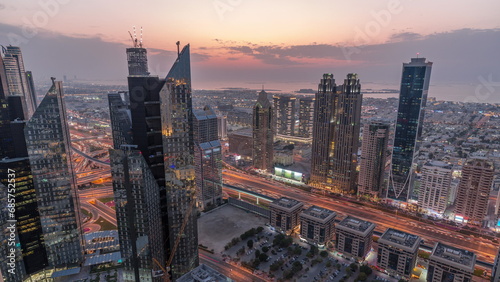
[95,217,116,231]
[81,209,91,217]
[98,197,115,204]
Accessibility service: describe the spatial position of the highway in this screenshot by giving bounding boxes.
[199,251,267,282]
[223,170,499,263]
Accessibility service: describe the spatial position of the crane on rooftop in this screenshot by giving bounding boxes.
[128,26,143,48]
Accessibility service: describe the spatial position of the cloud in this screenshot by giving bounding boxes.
[389,32,422,42]
[0,23,211,81]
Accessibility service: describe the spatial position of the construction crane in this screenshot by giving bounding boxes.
[153,192,196,282]
[128,26,143,48]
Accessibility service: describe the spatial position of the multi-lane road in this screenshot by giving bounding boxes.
[223,170,499,263]
[200,251,267,282]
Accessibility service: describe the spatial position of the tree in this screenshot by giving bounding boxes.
[237,246,245,256]
[251,258,260,268]
[310,245,318,255]
[292,261,303,272]
[247,239,253,249]
[259,253,269,262]
[273,234,285,246]
[262,246,269,253]
[320,250,328,258]
[257,226,264,233]
[350,263,358,271]
[270,259,284,272]
[359,265,372,275]
[293,246,302,255]
[346,268,352,276]
[326,261,332,267]
[255,250,261,260]
[356,272,367,281]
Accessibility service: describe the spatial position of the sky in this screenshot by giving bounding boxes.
[0,0,499,100]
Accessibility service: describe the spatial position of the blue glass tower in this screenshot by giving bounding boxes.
[388,57,433,202]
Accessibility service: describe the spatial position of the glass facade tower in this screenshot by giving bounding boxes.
[24,80,83,267]
[388,58,433,202]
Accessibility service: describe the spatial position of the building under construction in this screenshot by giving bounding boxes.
[109,33,198,281]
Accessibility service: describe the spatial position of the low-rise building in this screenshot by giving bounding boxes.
[269,197,303,234]
[335,216,375,259]
[377,228,421,278]
[427,242,476,282]
[299,206,336,247]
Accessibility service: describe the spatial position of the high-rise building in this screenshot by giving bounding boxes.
[358,122,389,197]
[118,44,198,279]
[427,242,475,282]
[24,79,83,268]
[126,47,149,76]
[297,96,315,138]
[0,53,49,282]
[335,216,375,259]
[388,57,433,202]
[310,74,362,194]
[377,228,421,278]
[193,106,223,210]
[252,90,274,171]
[273,95,296,136]
[108,91,133,149]
[454,158,494,225]
[299,206,336,247]
[269,197,303,234]
[1,46,36,119]
[217,115,227,140]
[110,148,165,281]
[418,161,453,215]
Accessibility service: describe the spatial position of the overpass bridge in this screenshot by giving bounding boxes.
[71,146,110,167]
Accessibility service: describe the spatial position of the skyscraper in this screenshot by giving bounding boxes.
[126,47,149,75]
[108,91,133,149]
[454,158,494,225]
[193,106,223,210]
[311,74,337,185]
[273,95,296,136]
[253,90,274,171]
[310,74,362,194]
[297,96,315,138]
[0,123,48,282]
[358,122,389,197]
[1,46,36,119]
[115,43,198,279]
[388,57,433,202]
[418,161,453,215]
[110,148,165,281]
[217,115,227,140]
[24,79,83,268]
[0,52,50,282]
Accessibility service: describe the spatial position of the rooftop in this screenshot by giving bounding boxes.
[177,264,232,282]
[270,197,303,211]
[379,228,421,252]
[431,242,476,270]
[337,216,375,236]
[301,205,336,221]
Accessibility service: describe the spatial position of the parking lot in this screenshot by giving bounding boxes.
[200,205,401,281]
[198,204,269,253]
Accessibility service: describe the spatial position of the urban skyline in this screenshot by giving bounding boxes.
[0,3,499,281]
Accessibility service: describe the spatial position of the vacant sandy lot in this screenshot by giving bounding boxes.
[198,204,268,253]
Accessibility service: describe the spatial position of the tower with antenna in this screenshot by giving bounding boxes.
[126,26,149,75]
